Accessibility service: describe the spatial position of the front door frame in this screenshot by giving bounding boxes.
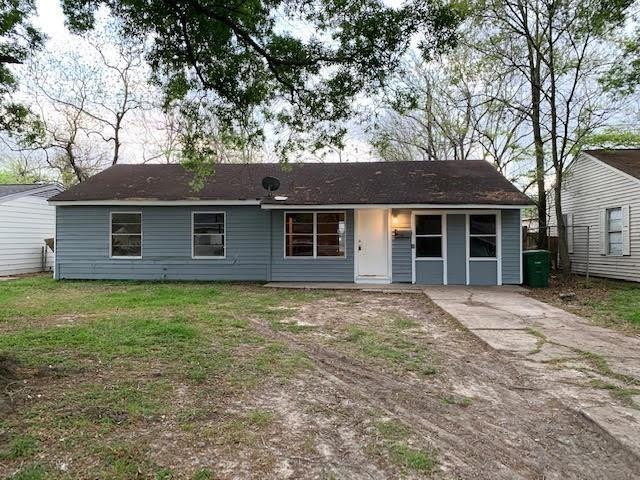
[354,208,392,283]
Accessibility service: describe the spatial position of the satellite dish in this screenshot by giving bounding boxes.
[261,176,280,197]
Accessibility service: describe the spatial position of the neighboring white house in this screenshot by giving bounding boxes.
[0,184,62,276]
[551,149,640,282]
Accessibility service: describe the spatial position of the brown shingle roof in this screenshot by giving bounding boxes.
[49,160,532,206]
[585,149,640,180]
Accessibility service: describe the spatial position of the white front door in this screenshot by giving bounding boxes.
[356,208,390,282]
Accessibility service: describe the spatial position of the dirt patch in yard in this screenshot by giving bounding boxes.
[1,283,639,479]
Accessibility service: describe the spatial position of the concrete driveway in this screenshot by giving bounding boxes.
[424,285,640,460]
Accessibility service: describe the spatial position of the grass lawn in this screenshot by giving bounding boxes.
[0,276,326,479]
[525,275,640,332]
[0,276,439,479]
[2,275,639,479]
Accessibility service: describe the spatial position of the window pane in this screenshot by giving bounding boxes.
[416,236,442,257]
[317,212,346,234]
[112,213,141,224]
[609,241,623,256]
[194,213,224,224]
[470,215,496,235]
[317,244,345,256]
[111,213,141,235]
[195,234,224,246]
[608,208,622,221]
[112,234,141,257]
[194,224,224,234]
[194,234,224,257]
[112,223,141,234]
[317,212,344,224]
[285,213,313,234]
[285,234,313,257]
[415,215,441,235]
[317,234,345,257]
[609,231,623,256]
[194,244,224,257]
[470,236,496,257]
[608,208,622,232]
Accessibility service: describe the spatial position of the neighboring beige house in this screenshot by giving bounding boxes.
[551,149,640,282]
[0,184,62,276]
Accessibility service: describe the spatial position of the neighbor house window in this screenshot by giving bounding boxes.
[469,214,497,258]
[193,212,225,258]
[285,212,346,258]
[415,215,442,258]
[607,207,623,256]
[111,212,142,258]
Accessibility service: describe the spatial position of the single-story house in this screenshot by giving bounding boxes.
[48,161,532,285]
[550,149,640,282]
[0,183,63,276]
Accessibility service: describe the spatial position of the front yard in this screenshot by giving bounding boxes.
[1,276,639,479]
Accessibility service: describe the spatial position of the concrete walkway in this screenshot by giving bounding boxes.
[424,286,640,459]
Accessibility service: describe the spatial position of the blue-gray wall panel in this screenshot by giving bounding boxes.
[501,209,521,284]
[446,214,466,285]
[56,206,270,280]
[469,261,497,285]
[415,260,443,284]
[392,236,412,283]
[269,210,354,282]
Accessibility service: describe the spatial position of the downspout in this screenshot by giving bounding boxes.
[268,209,272,282]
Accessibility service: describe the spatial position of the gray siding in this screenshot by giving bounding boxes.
[392,236,412,282]
[501,209,521,284]
[446,214,466,285]
[415,260,443,284]
[270,210,354,282]
[56,206,270,280]
[469,261,497,285]
[57,206,357,282]
[549,154,640,282]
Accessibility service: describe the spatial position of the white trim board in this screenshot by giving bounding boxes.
[109,211,143,259]
[411,211,447,285]
[191,211,226,259]
[50,199,261,206]
[51,200,533,209]
[262,203,531,210]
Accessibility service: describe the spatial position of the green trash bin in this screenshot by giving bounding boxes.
[523,250,550,287]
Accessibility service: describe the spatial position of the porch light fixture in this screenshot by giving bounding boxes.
[274,195,288,201]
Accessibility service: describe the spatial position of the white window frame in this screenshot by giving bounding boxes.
[110,211,142,259]
[468,213,499,261]
[414,213,445,261]
[192,211,226,259]
[606,206,623,257]
[283,211,347,259]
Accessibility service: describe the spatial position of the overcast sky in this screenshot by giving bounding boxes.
[27,0,378,164]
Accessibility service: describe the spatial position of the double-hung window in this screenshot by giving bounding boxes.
[469,214,497,258]
[607,207,623,256]
[111,212,142,258]
[285,212,346,258]
[415,215,443,258]
[193,212,225,258]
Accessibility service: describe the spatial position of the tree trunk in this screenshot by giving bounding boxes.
[546,3,570,277]
[554,176,571,277]
[529,51,547,249]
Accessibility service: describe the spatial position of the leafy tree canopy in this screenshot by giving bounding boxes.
[61,0,462,160]
[0,0,43,138]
